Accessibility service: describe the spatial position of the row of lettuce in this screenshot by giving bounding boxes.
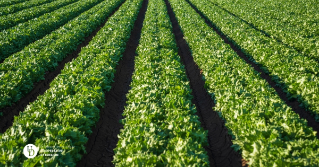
[0,0,79,30]
[256,0,319,26]
[0,0,114,111]
[113,0,209,165]
[0,0,210,165]
[187,0,319,122]
[251,0,319,41]
[168,0,319,166]
[0,0,101,61]
[0,0,318,166]
[0,0,27,7]
[0,0,142,165]
[0,0,124,110]
[0,0,56,16]
[210,0,319,61]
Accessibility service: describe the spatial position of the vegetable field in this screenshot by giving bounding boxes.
[0,0,318,166]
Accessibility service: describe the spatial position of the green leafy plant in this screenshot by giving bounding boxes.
[0,0,56,16]
[0,0,143,165]
[0,0,27,7]
[0,0,124,110]
[169,0,319,166]
[113,0,209,165]
[210,0,319,60]
[189,0,319,121]
[0,0,78,30]
[0,0,105,61]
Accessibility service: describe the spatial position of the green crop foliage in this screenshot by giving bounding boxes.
[169,0,319,166]
[0,0,104,61]
[113,0,209,166]
[0,0,123,110]
[0,0,79,30]
[0,0,28,7]
[0,0,318,166]
[189,0,319,122]
[210,0,319,60]
[0,0,143,165]
[0,0,56,16]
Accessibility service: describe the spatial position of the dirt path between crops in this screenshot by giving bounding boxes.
[185,0,319,139]
[76,0,148,166]
[0,2,125,133]
[165,0,243,167]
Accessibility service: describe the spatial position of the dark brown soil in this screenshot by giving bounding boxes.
[165,0,243,166]
[0,1,125,133]
[185,0,319,139]
[76,0,148,166]
[242,159,249,167]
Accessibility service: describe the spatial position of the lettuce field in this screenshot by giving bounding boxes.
[0,0,318,166]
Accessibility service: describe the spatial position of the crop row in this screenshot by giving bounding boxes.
[0,0,143,165]
[168,0,319,166]
[250,0,319,35]
[0,0,55,16]
[0,0,104,61]
[113,0,209,166]
[217,0,319,38]
[0,0,79,31]
[210,0,319,60]
[0,0,27,7]
[0,0,124,110]
[189,0,319,121]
